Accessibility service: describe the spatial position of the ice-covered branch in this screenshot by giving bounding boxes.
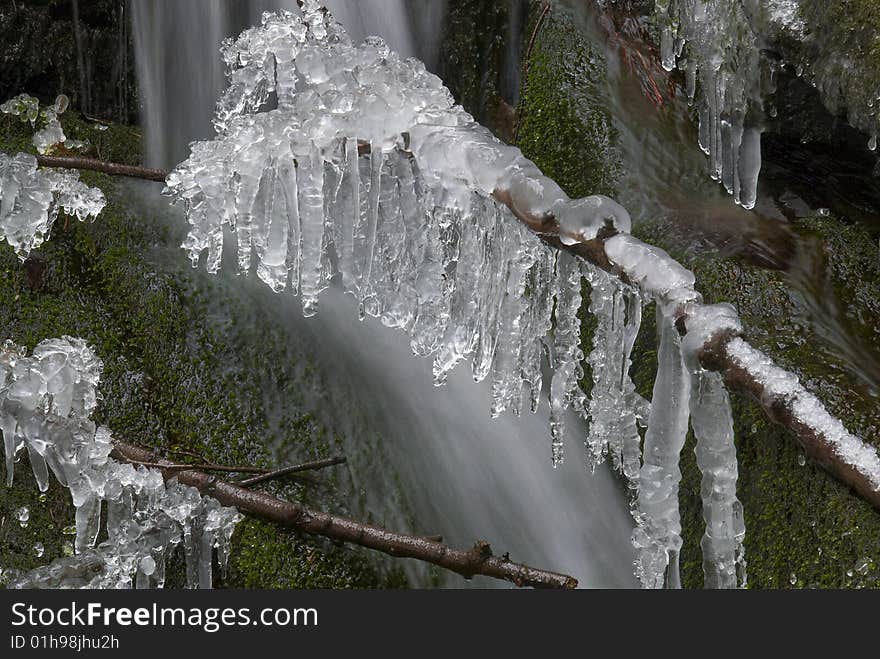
[0,152,105,260]
[0,337,576,589]
[0,338,241,589]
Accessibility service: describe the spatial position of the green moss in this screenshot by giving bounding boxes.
[0,113,400,589]
[516,4,620,199]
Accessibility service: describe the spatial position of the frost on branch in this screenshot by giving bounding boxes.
[0,338,241,589]
[164,4,633,440]
[0,152,105,260]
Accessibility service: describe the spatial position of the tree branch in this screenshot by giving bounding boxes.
[36,154,168,182]
[111,442,578,589]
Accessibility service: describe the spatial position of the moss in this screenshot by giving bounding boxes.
[516,3,621,199]
[0,113,401,588]
[794,0,880,139]
[226,519,407,589]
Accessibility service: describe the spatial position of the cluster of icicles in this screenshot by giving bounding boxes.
[164,3,748,589]
[0,338,241,589]
[0,95,105,259]
[653,0,770,209]
[653,0,880,206]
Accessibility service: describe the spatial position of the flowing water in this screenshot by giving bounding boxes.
[129,0,638,588]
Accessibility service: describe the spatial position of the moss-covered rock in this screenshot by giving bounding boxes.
[0,112,403,588]
[792,1,880,143]
[515,2,621,199]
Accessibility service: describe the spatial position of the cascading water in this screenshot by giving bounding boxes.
[132,0,444,168]
[128,0,638,588]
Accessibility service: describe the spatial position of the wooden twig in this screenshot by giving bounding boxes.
[124,459,268,475]
[238,456,347,487]
[111,442,578,589]
[35,154,168,182]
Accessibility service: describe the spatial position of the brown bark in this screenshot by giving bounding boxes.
[111,442,578,589]
[36,155,168,182]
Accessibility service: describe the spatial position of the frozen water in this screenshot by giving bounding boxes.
[654,1,769,209]
[726,338,880,490]
[632,306,691,589]
[164,6,630,443]
[0,152,105,260]
[1,94,88,155]
[1,338,241,589]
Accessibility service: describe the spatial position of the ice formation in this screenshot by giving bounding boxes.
[0,338,241,589]
[726,338,880,491]
[0,152,105,259]
[653,0,772,209]
[583,268,644,483]
[157,3,880,588]
[163,3,734,588]
[1,94,89,155]
[163,3,631,457]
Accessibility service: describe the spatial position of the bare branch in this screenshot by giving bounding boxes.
[111,442,578,589]
[238,456,347,487]
[36,154,168,182]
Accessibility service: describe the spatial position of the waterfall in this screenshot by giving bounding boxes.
[131,0,444,169]
[128,0,637,588]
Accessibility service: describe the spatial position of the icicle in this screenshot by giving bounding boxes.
[632,306,691,589]
[584,269,623,469]
[621,290,645,488]
[358,145,383,319]
[548,252,586,467]
[277,148,301,295]
[335,137,360,291]
[584,269,644,482]
[519,247,557,414]
[690,370,746,589]
[298,143,327,317]
[471,204,507,383]
[490,222,538,418]
[433,200,487,385]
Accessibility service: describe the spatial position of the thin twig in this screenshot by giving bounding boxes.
[238,456,347,487]
[125,459,268,475]
[35,154,168,182]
